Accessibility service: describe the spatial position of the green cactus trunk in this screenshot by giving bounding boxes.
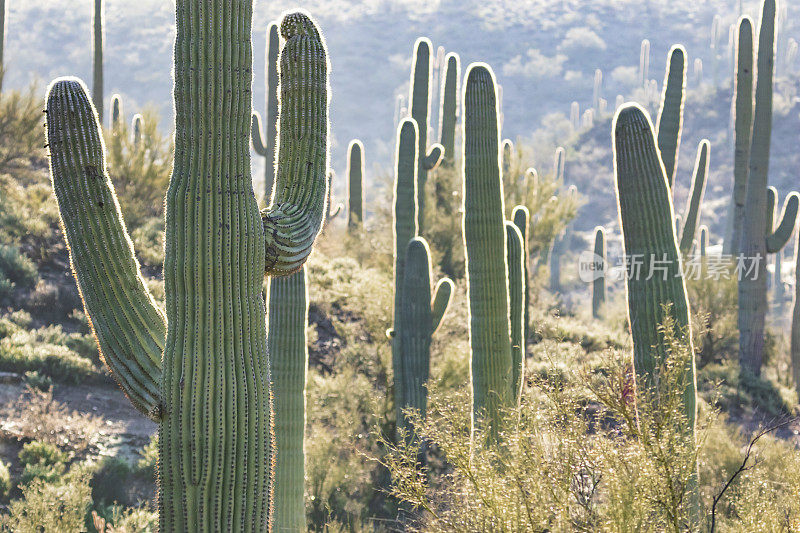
[251,22,280,202]
[398,237,452,437]
[592,226,606,319]
[438,53,460,165]
[267,267,309,532]
[512,205,530,351]
[724,17,754,256]
[46,7,329,531]
[347,140,364,232]
[409,38,443,232]
[92,0,103,122]
[678,140,709,254]
[392,118,419,438]
[505,222,525,404]
[463,63,513,441]
[655,46,686,189]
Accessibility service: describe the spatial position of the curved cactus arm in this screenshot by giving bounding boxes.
[765,186,777,236]
[423,143,443,170]
[655,45,686,189]
[251,111,269,156]
[430,277,454,335]
[767,192,799,253]
[505,221,525,404]
[46,78,164,420]
[679,140,709,254]
[261,14,329,276]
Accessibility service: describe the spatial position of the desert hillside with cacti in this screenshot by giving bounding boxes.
[0,0,799,531]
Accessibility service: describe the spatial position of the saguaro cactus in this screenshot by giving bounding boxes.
[132,114,144,149]
[92,0,103,122]
[739,0,799,376]
[512,205,531,348]
[613,103,697,488]
[506,222,525,403]
[438,52,460,165]
[592,226,606,319]
[110,94,122,131]
[463,63,513,440]
[252,22,280,201]
[724,17,754,256]
[398,237,453,435]
[409,38,443,231]
[791,229,800,395]
[347,139,364,231]
[655,45,686,189]
[267,267,309,532]
[46,8,329,531]
[678,140,710,254]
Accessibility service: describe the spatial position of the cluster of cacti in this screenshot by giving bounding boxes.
[267,267,309,532]
[736,0,800,376]
[347,139,364,231]
[46,6,329,531]
[251,22,280,201]
[92,0,103,122]
[592,226,606,319]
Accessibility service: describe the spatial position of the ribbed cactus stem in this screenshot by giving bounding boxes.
[592,226,606,319]
[392,118,419,438]
[251,21,280,202]
[724,17,754,256]
[46,79,165,419]
[398,237,453,436]
[739,0,783,376]
[409,38,443,231]
[463,63,513,441]
[347,139,364,231]
[505,222,525,403]
[512,205,530,347]
[438,53,460,165]
[655,45,686,189]
[110,94,122,131]
[132,114,144,149]
[92,0,104,122]
[679,140,710,254]
[613,102,697,434]
[267,266,309,532]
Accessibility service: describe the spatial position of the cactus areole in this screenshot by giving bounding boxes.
[46,5,329,531]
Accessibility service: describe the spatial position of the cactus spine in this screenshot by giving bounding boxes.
[506,222,525,403]
[512,205,530,349]
[438,53,460,166]
[347,139,364,231]
[655,46,686,189]
[267,267,309,532]
[409,38,443,231]
[738,0,800,376]
[463,63,513,440]
[252,22,280,201]
[92,0,103,122]
[398,237,453,435]
[678,140,710,254]
[592,226,606,319]
[46,8,329,530]
[724,17,754,256]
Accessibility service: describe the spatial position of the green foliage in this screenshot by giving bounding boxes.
[1,467,91,532]
[0,322,98,382]
[19,440,69,469]
[0,244,37,289]
[23,370,53,392]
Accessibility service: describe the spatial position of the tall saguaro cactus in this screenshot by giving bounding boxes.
[397,237,453,436]
[592,226,606,319]
[512,205,531,349]
[409,38,444,231]
[678,140,710,254]
[252,22,280,201]
[46,8,329,531]
[92,0,103,122]
[267,267,309,532]
[347,139,365,231]
[505,222,525,403]
[655,45,686,189]
[463,63,513,441]
[438,52,460,165]
[739,0,799,375]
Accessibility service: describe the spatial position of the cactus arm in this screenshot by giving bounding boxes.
[655,45,686,189]
[438,53,460,165]
[251,111,269,156]
[512,205,531,343]
[92,0,103,122]
[766,192,799,253]
[679,140,710,254]
[261,14,329,276]
[410,38,433,230]
[264,22,280,200]
[347,139,364,230]
[505,221,525,404]
[423,143,443,170]
[463,63,513,440]
[724,17,754,256]
[765,186,777,236]
[267,266,309,531]
[430,277,453,335]
[46,79,164,420]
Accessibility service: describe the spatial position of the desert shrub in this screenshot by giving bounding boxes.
[0,244,37,288]
[130,217,165,267]
[19,462,66,488]
[686,268,739,367]
[0,460,10,500]
[0,84,44,174]
[90,457,134,506]
[136,434,158,479]
[0,335,96,382]
[23,370,53,392]
[91,506,158,533]
[18,440,68,469]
